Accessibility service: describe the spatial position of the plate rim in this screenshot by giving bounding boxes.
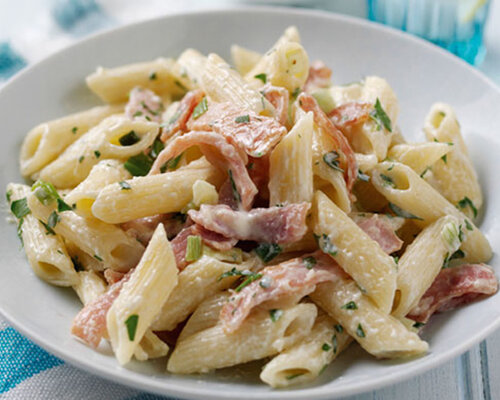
[1,5,499,400]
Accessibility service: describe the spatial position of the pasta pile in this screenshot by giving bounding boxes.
[7,26,498,388]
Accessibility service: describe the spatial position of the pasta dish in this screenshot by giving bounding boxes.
[6,26,497,388]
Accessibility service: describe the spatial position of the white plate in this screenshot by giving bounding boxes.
[0,6,499,400]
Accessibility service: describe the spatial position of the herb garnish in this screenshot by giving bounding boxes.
[334,324,344,334]
[413,321,426,329]
[94,254,103,262]
[78,155,85,163]
[192,97,208,119]
[269,309,283,322]
[185,235,202,262]
[228,169,241,204]
[291,87,301,99]
[10,198,30,219]
[457,196,477,218]
[380,174,396,188]
[57,198,72,212]
[314,233,338,256]
[125,314,139,341]
[303,256,317,269]
[94,150,101,158]
[235,273,263,292]
[322,342,332,351]
[255,243,282,263]
[149,71,157,80]
[332,334,338,353]
[124,153,153,176]
[323,151,344,173]
[119,181,131,190]
[72,127,78,134]
[369,98,392,132]
[32,180,59,205]
[47,211,60,230]
[341,301,358,310]
[235,115,250,124]
[254,73,267,83]
[356,323,366,338]
[119,130,141,146]
[388,203,423,220]
[358,169,370,182]
[160,153,182,173]
[464,219,474,231]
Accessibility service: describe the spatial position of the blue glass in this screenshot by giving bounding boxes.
[367,0,491,65]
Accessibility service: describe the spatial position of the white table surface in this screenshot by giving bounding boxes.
[0,1,499,399]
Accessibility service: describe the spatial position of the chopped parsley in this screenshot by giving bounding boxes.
[255,243,282,263]
[40,220,55,235]
[356,323,366,338]
[94,254,103,262]
[94,150,101,158]
[286,373,305,380]
[192,97,208,119]
[465,219,474,231]
[228,169,241,204]
[314,233,338,256]
[369,98,392,132]
[150,139,164,159]
[291,87,301,99]
[413,321,426,329]
[235,115,250,124]
[32,180,59,205]
[125,314,139,341]
[442,249,465,268]
[119,181,131,190]
[185,235,203,262]
[303,256,317,269]
[56,198,72,212]
[235,273,263,292]
[441,154,448,164]
[47,211,60,230]
[218,267,248,281]
[78,155,85,163]
[389,203,423,220]
[341,301,358,310]
[124,153,154,176]
[133,111,143,117]
[357,169,370,182]
[332,334,338,353]
[254,73,267,83]
[322,342,332,351]
[269,309,283,322]
[174,80,187,91]
[72,126,78,134]
[6,189,12,202]
[149,71,157,80]
[334,324,344,333]
[380,174,396,188]
[323,151,344,173]
[420,166,431,178]
[10,198,30,219]
[457,196,477,218]
[119,130,141,146]
[160,153,182,173]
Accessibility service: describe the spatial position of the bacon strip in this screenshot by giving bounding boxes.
[160,89,204,141]
[125,87,163,123]
[187,101,287,158]
[353,214,403,254]
[171,225,236,270]
[220,251,347,333]
[303,60,332,93]
[298,92,357,193]
[407,264,498,323]
[328,102,371,130]
[71,271,132,348]
[262,84,289,126]
[149,131,257,210]
[188,203,310,244]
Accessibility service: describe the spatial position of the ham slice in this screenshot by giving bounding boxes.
[407,264,498,323]
[103,269,126,285]
[219,251,347,333]
[160,89,204,141]
[262,84,289,126]
[125,87,163,123]
[328,102,371,129]
[71,270,132,348]
[149,131,257,210]
[353,213,403,254]
[187,101,287,158]
[304,60,332,93]
[188,203,310,244]
[298,92,357,193]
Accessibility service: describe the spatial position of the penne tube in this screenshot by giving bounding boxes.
[38,115,158,188]
[107,224,178,365]
[20,104,123,177]
[371,161,491,263]
[388,142,452,176]
[92,157,223,224]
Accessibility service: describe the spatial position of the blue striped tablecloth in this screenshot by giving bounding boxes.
[1,1,499,399]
